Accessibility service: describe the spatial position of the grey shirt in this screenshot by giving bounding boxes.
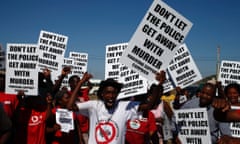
[181,97,231,143]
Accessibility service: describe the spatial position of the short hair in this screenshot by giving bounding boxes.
[97,78,123,100]
[224,83,240,95]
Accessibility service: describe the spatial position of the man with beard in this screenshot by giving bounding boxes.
[180,82,231,144]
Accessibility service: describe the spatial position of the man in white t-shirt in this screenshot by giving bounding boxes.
[67,72,163,144]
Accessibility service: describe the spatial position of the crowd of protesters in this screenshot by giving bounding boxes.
[1,67,240,144]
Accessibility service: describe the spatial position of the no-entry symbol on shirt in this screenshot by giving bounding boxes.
[95,121,117,144]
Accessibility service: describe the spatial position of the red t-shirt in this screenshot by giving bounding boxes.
[14,107,47,144]
[125,111,157,144]
[69,88,89,133]
[0,92,18,118]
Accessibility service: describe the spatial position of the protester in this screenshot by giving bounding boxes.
[125,93,157,144]
[67,71,162,144]
[38,66,71,99]
[68,75,90,144]
[46,89,83,144]
[181,82,231,143]
[224,83,240,106]
[12,93,53,144]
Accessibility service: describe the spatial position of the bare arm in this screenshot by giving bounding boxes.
[67,72,92,110]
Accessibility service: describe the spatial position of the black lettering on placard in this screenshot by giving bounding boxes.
[131,46,162,69]
[57,36,65,42]
[9,62,19,68]
[38,58,58,67]
[223,62,236,68]
[169,64,177,71]
[155,33,177,51]
[39,45,48,51]
[154,4,176,23]
[178,58,190,67]
[178,112,193,119]
[43,53,56,60]
[20,63,36,69]
[186,137,202,144]
[112,64,119,69]
[230,74,240,80]
[174,52,189,61]
[48,47,63,54]
[123,80,143,88]
[42,32,57,40]
[188,120,208,127]
[108,71,119,76]
[14,70,30,77]
[143,39,164,57]
[108,46,118,51]
[127,53,144,66]
[125,75,139,82]
[107,53,115,57]
[191,129,207,135]
[8,53,18,60]
[220,68,229,73]
[107,58,116,64]
[176,66,189,75]
[132,63,149,75]
[49,41,65,49]
[146,12,161,27]
[144,64,158,74]
[40,38,49,44]
[10,78,34,85]
[221,73,229,78]
[229,69,240,74]
[231,129,240,135]
[19,55,38,61]
[153,4,187,31]
[159,22,184,43]
[116,52,122,57]
[232,123,240,128]
[176,70,195,82]
[120,71,129,77]
[142,24,158,37]
[180,129,189,135]
[9,46,25,52]
[225,80,237,85]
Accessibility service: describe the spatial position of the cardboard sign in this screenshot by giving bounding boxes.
[118,65,148,99]
[37,30,68,81]
[105,43,148,99]
[167,44,202,88]
[56,108,74,133]
[105,43,128,80]
[175,108,212,144]
[218,60,240,86]
[120,0,192,81]
[61,58,74,90]
[230,106,240,138]
[5,43,38,95]
[69,52,88,78]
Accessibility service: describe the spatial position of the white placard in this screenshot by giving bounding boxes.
[167,44,202,88]
[175,108,212,144]
[105,43,128,81]
[69,52,88,78]
[56,108,74,133]
[5,43,38,95]
[218,60,240,86]
[37,30,68,81]
[120,0,193,81]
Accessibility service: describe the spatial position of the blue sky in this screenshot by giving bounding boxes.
[1,0,240,79]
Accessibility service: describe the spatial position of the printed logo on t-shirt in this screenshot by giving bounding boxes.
[129,120,141,129]
[95,120,118,144]
[29,115,43,126]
